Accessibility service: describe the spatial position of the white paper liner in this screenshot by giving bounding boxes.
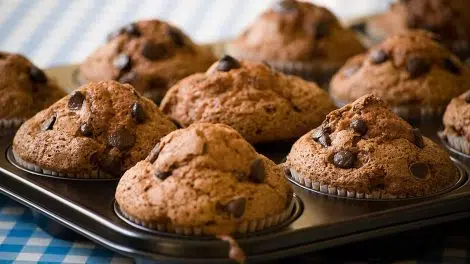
[12,149,115,179]
[289,168,455,200]
[445,134,470,155]
[332,98,446,120]
[118,199,295,236]
[0,118,25,130]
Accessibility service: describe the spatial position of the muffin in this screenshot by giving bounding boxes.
[115,123,293,235]
[367,0,470,61]
[226,0,365,84]
[285,94,459,199]
[329,30,470,120]
[440,90,470,155]
[12,80,177,178]
[80,19,216,104]
[160,56,335,144]
[0,52,65,129]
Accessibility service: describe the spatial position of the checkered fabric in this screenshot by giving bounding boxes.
[0,198,131,263]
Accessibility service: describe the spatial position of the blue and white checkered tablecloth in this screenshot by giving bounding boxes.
[2,0,470,263]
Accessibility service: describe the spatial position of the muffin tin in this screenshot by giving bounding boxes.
[0,65,468,263]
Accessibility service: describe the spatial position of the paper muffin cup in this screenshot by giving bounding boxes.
[332,98,446,121]
[12,149,116,179]
[0,118,25,133]
[117,198,295,236]
[225,44,342,87]
[288,168,457,200]
[444,134,470,155]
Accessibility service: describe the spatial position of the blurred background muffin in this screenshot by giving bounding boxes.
[80,19,216,104]
[0,52,65,130]
[226,0,366,85]
[440,90,470,156]
[367,0,470,62]
[329,30,470,120]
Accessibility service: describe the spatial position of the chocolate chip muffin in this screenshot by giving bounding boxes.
[160,56,335,144]
[367,0,470,62]
[80,19,216,104]
[329,30,470,120]
[285,94,458,199]
[226,0,365,84]
[12,80,176,178]
[440,90,470,155]
[0,52,65,129]
[115,123,293,235]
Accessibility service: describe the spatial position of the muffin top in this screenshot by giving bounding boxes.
[115,123,292,234]
[330,30,470,107]
[80,19,216,103]
[286,94,458,196]
[370,0,470,61]
[160,56,336,144]
[227,0,365,63]
[442,90,470,141]
[0,52,65,120]
[13,81,176,176]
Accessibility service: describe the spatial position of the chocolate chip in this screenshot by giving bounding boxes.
[406,57,431,78]
[349,22,366,33]
[131,103,146,123]
[68,91,85,110]
[168,27,185,46]
[148,143,161,163]
[226,198,246,218]
[141,41,167,61]
[118,71,137,84]
[312,128,330,148]
[154,170,171,180]
[99,154,122,175]
[42,114,56,131]
[333,151,356,169]
[343,65,360,77]
[409,162,428,179]
[80,123,92,137]
[412,128,425,148]
[350,119,368,135]
[314,21,329,39]
[465,93,470,103]
[29,66,47,84]
[249,158,265,183]
[216,55,241,72]
[442,58,461,75]
[370,49,388,64]
[123,23,140,37]
[108,127,136,150]
[113,54,131,71]
[272,0,296,12]
[452,40,469,61]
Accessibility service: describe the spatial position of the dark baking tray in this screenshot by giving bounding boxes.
[1,131,470,264]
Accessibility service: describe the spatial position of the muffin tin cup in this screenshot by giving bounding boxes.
[115,198,297,236]
[10,148,117,180]
[445,134,470,155]
[332,98,446,121]
[287,167,464,201]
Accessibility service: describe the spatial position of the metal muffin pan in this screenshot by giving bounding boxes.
[2,126,470,263]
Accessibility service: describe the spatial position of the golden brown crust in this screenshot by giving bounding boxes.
[160,59,335,144]
[227,0,365,63]
[330,30,470,107]
[115,123,292,234]
[80,19,216,103]
[286,94,458,196]
[0,52,65,119]
[13,80,176,176]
